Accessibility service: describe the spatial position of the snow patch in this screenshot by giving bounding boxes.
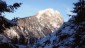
[5,28,20,39]
[0,34,8,43]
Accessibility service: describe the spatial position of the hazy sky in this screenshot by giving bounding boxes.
[5,0,78,21]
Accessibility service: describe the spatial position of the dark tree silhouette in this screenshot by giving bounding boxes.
[0,0,22,47]
[70,0,85,48]
[0,0,22,15]
[0,0,22,33]
[71,0,85,23]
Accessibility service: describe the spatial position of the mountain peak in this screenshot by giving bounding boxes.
[36,8,61,19]
[38,8,60,14]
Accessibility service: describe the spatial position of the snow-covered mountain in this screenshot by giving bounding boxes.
[0,8,64,46]
[30,17,85,48]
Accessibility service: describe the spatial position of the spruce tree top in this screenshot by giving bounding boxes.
[71,0,85,23]
[0,0,22,15]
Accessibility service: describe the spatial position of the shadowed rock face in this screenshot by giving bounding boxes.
[4,9,64,44]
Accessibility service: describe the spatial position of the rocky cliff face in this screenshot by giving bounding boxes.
[3,8,64,44]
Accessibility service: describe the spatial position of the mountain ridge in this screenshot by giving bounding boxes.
[1,8,64,45]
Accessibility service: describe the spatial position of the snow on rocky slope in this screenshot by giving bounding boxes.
[0,8,64,46]
[30,17,85,48]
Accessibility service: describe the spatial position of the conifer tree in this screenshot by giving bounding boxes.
[0,0,22,33]
[0,0,22,15]
[71,0,85,23]
[71,0,85,47]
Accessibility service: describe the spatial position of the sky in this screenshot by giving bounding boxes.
[4,0,78,21]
